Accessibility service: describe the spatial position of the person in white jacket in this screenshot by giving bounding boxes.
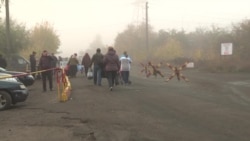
[119,51,132,85]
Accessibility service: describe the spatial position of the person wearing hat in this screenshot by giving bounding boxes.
[30,51,37,78]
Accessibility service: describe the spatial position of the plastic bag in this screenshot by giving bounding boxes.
[87,68,93,79]
[77,64,84,72]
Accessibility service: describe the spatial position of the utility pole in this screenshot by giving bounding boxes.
[145,2,148,60]
[5,0,11,56]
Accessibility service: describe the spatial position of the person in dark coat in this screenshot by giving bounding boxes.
[90,48,104,86]
[0,54,7,69]
[68,53,79,77]
[29,51,37,78]
[81,53,91,77]
[39,50,54,92]
[103,47,120,91]
[51,53,58,68]
[51,53,58,76]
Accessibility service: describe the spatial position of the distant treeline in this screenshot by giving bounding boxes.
[0,19,60,59]
[114,19,250,72]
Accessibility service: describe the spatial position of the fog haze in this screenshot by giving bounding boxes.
[1,0,250,57]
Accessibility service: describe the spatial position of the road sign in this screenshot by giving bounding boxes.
[221,43,233,55]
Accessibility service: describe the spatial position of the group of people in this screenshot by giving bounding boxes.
[65,47,132,91]
[28,47,132,92]
[86,47,132,91]
[29,50,59,92]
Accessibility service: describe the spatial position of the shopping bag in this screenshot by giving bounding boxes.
[87,68,93,80]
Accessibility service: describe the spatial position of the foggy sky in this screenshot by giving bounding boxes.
[1,0,250,57]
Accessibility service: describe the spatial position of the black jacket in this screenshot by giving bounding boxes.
[91,52,104,67]
[30,54,36,68]
[39,55,53,70]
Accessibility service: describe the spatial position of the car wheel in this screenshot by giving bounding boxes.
[0,91,12,111]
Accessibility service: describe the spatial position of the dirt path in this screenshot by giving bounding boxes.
[1,70,250,141]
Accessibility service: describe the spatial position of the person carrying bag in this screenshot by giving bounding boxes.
[87,68,93,80]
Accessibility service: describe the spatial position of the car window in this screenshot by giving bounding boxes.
[17,58,27,64]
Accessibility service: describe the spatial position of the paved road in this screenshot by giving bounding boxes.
[1,70,250,141]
